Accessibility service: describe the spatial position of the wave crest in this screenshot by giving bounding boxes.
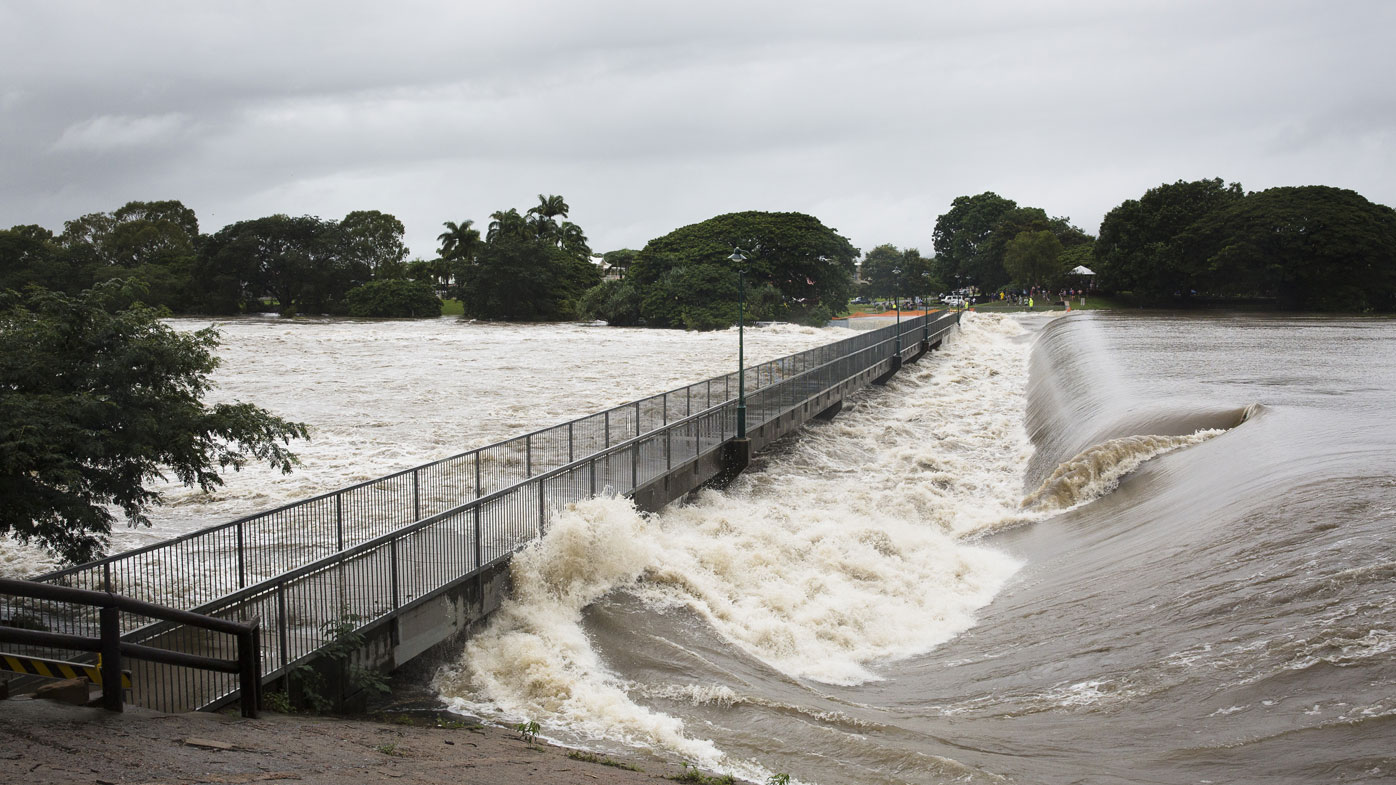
[1023,430,1225,511]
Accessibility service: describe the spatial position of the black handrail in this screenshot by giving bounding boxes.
[0,577,261,717]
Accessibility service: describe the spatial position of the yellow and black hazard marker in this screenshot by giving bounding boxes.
[1,652,132,688]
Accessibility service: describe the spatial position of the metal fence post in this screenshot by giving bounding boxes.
[276,585,289,673]
[99,605,123,712]
[236,521,246,589]
[412,469,421,520]
[335,495,344,551]
[568,422,574,463]
[525,437,532,478]
[538,480,546,536]
[473,504,483,570]
[238,621,261,718]
[390,538,401,610]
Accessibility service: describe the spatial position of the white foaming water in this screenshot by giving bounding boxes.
[1022,430,1225,511]
[1,317,844,578]
[437,312,1042,768]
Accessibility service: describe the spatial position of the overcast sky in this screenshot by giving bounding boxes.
[3,0,1393,259]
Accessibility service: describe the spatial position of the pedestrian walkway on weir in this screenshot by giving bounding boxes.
[0,311,961,716]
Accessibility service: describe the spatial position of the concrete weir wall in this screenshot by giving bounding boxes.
[323,328,951,710]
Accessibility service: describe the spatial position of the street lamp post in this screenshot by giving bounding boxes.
[730,249,748,439]
[892,267,902,358]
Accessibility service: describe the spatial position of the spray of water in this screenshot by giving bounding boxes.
[437,312,1046,767]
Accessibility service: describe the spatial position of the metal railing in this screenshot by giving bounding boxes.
[0,577,261,717]
[4,311,957,713]
[31,328,901,606]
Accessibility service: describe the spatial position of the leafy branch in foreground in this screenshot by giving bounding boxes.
[0,283,309,564]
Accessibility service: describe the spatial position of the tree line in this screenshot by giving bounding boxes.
[929,181,1396,311]
[5,181,1393,329]
[0,201,446,318]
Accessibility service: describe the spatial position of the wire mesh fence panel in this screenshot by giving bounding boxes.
[638,394,668,436]
[667,418,699,467]
[592,448,635,497]
[416,453,479,519]
[636,432,668,486]
[569,412,608,465]
[477,439,528,496]
[340,472,417,546]
[541,464,592,521]
[525,425,572,478]
[397,516,473,606]
[479,485,539,565]
[608,404,638,446]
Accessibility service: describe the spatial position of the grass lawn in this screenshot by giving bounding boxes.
[968,294,1125,312]
[441,298,464,316]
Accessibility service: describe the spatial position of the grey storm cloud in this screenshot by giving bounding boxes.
[2,0,1394,258]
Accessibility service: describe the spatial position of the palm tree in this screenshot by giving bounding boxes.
[558,221,591,259]
[486,209,527,243]
[437,219,480,261]
[527,194,569,221]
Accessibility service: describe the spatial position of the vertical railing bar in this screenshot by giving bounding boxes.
[473,504,482,571]
[276,585,290,679]
[538,479,546,536]
[412,469,421,521]
[236,522,246,589]
[99,605,122,712]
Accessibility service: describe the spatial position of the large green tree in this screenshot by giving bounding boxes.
[575,278,643,325]
[197,214,356,315]
[452,196,600,321]
[0,225,82,294]
[54,200,202,311]
[1094,178,1245,301]
[1003,230,1065,288]
[0,285,308,564]
[1178,185,1396,310]
[626,211,857,329]
[932,193,1089,292]
[861,244,940,303]
[457,233,598,320]
[932,192,1017,287]
[338,210,409,279]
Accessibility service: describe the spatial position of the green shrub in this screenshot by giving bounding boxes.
[345,279,442,318]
